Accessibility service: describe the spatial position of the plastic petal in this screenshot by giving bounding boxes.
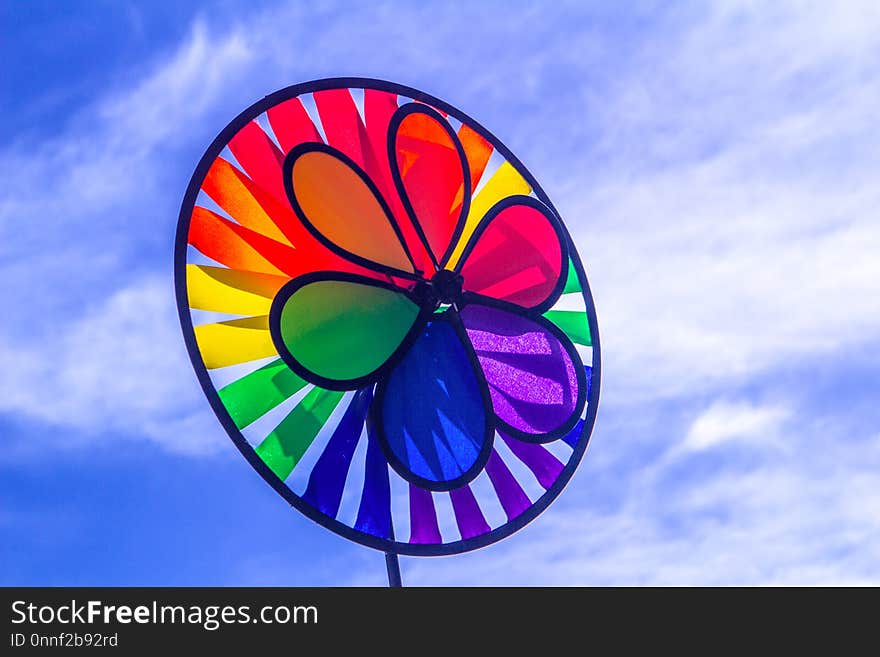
[460,303,584,440]
[390,104,469,267]
[458,197,565,310]
[286,145,416,275]
[270,274,423,388]
[374,319,491,489]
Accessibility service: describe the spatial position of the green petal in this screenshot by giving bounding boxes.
[276,278,420,383]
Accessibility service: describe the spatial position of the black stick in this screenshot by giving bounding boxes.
[385,552,402,587]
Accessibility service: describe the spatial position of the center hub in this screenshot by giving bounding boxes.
[414,270,464,309]
[431,270,463,305]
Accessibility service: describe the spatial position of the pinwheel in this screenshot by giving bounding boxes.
[175,78,600,585]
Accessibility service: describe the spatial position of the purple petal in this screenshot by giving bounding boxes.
[460,303,581,437]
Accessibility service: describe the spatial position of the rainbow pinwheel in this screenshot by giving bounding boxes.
[176,79,600,560]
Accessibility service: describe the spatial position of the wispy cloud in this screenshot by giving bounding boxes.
[682,400,789,451]
[0,20,256,453]
[564,1,880,404]
[401,405,880,585]
[0,277,220,457]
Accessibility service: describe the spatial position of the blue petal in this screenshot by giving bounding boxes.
[375,318,490,488]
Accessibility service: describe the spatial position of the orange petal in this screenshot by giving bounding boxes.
[287,146,415,275]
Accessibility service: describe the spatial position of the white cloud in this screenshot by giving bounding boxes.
[682,400,788,451]
[0,21,256,455]
[0,20,253,225]
[557,0,880,403]
[0,277,221,456]
[399,425,880,586]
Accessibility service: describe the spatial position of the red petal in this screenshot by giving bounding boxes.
[458,199,564,310]
[391,105,468,267]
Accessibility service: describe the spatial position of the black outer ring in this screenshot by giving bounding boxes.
[174,77,602,557]
[268,270,433,392]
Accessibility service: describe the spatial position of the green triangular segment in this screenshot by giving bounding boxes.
[255,387,345,481]
[218,358,308,430]
[543,310,591,347]
[562,258,581,294]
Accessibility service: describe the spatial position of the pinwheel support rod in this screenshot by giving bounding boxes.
[385,552,402,587]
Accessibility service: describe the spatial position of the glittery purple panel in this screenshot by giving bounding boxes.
[449,486,490,539]
[485,450,531,521]
[500,432,564,490]
[408,484,441,544]
[460,303,580,436]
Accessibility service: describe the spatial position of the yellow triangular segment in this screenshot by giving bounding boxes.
[194,315,276,369]
[446,162,531,268]
[187,265,288,316]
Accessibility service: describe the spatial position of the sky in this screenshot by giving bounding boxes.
[2,0,879,586]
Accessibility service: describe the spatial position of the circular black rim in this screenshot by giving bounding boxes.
[174,77,602,557]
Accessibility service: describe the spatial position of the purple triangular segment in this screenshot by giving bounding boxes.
[484,449,531,521]
[408,484,441,544]
[449,486,490,539]
[499,432,563,490]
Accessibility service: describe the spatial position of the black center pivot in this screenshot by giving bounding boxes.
[413,269,464,310]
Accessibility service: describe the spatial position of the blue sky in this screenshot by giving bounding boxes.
[2,0,879,585]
